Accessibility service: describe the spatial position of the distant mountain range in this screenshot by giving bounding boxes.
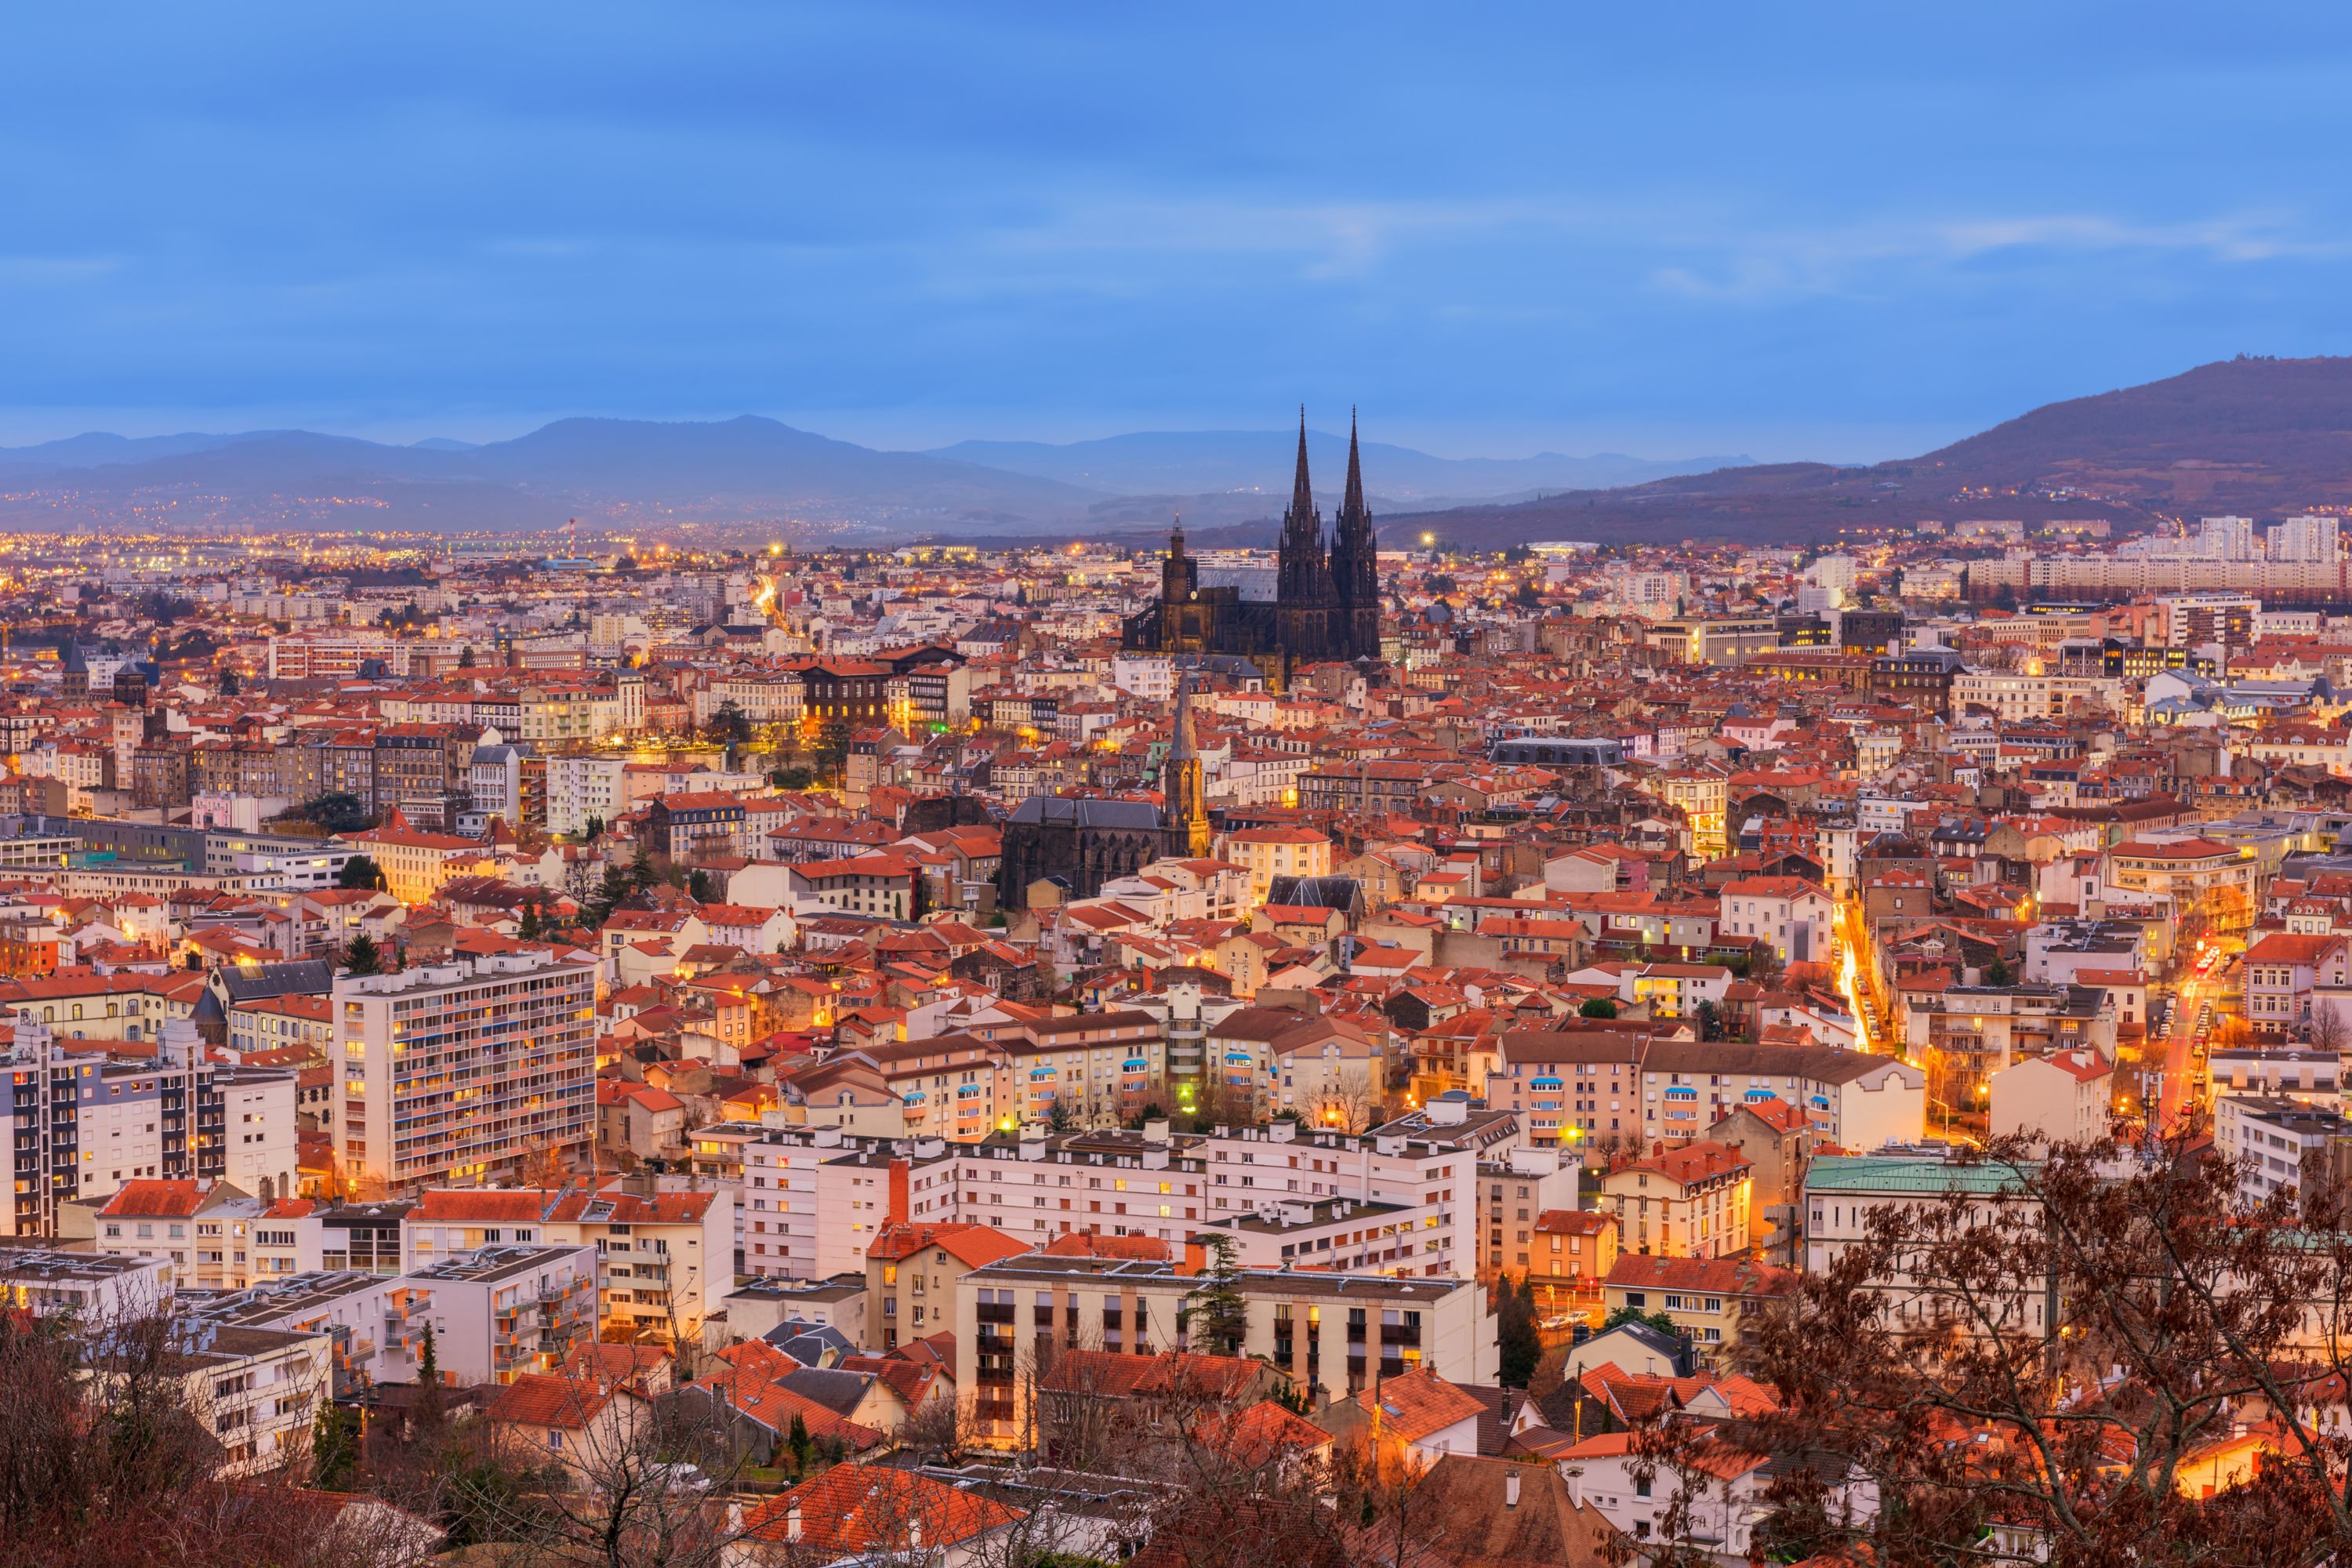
[0,416,1742,539]
[1356,355,2352,550]
[0,418,1101,535]
[924,431,1748,503]
[9,356,2350,545]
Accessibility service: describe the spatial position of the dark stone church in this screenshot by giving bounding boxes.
[995,796,1171,911]
[997,678,1215,912]
[1122,411,1383,684]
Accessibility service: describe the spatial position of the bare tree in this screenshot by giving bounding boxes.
[1329,1428,1443,1568]
[1306,1064,1381,1134]
[1722,1129,2352,1568]
[0,1300,427,1568]
[2309,998,2349,1054]
[467,1359,754,1568]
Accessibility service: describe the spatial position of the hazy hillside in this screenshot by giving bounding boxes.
[927,430,1751,502]
[1368,355,2352,550]
[0,415,1738,537]
[11,358,2348,543]
[0,416,1099,535]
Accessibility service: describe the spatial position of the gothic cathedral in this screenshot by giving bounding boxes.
[1122,409,1385,685]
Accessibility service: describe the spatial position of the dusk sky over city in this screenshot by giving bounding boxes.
[16,9,2352,1562]
[6,4,2352,457]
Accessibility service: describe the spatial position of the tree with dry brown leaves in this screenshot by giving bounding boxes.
[1689,1129,2352,1568]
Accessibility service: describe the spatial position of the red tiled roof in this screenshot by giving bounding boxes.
[486,1371,637,1430]
[1602,1253,1798,1298]
[742,1465,1025,1552]
[864,1222,1029,1269]
[100,1179,208,1218]
[1350,1366,1486,1443]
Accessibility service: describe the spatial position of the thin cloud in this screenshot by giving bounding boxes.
[1647,207,2350,301]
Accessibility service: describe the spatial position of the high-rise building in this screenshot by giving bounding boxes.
[332,950,597,1194]
[2270,514,2341,564]
[0,1019,299,1237]
[545,754,628,837]
[1806,554,1857,605]
[2198,515,2256,560]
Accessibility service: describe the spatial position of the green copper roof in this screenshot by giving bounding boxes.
[1804,1154,2036,1197]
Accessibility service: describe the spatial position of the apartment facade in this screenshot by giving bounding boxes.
[0,1020,297,1237]
[953,1250,1495,1443]
[332,950,598,1193]
[1602,1140,1753,1259]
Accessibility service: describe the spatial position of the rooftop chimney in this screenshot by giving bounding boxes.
[786,1502,801,1541]
[1505,1468,1521,1508]
[1561,1465,1584,1507]
[886,1157,910,1227]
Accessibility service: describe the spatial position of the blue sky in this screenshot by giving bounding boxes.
[4,3,2348,460]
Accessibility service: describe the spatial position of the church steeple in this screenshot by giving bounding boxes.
[1163,673,1211,858]
[1329,406,1381,663]
[1342,406,1365,518]
[1289,405,1316,525]
[1276,405,1330,619]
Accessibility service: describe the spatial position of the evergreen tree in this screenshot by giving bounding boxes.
[788,1410,815,1476]
[1180,1232,1249,1356]
[1578,997,1618,1019]
[518,898,542,940]
[628,841,657,892]
[1603,1303,1682,1339]
[343,933,383,976]
[310,1403,361,1489]
[336,853,387,891]
[686,869,713,902]
[583,862,632,928]
[1497,1270,1541,1388]
[418,1320,446,1427]
[709,699,752,746]
[815,715,854,782]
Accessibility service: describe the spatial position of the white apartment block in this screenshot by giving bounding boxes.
[742,1125,963,1280]
[2200,515,2256,560]
[1109,654,1175,702]
[400,1178,733,1342]
[180,1241,599,1388]
[180,1322,335,1478]
[546,755,630,837]
[332,950,598,1193]
[956,1252,1496,1441]
[0,1247,172,1321]
[2271,514,2342,564]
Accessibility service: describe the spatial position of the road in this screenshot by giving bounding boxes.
[1834,897,1884,1054]
[2155,955,2230,1134]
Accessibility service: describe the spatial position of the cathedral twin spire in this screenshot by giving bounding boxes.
[1282,406,1373,533]
[1290,407,1377,645]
